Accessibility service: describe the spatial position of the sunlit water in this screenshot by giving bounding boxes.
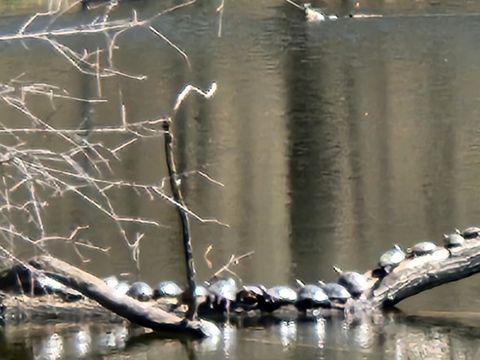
[2,0,480,358]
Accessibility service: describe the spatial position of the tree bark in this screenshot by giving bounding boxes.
[27,256,216,337]
[356,239,480,309]
[162,120,198,321]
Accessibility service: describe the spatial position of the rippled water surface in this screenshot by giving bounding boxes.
[2,0,480,358]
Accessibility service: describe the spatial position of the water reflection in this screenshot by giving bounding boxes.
[0,312,480,358]
[2,0,480,359]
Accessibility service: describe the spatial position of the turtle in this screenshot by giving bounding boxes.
[235,285,265,310]
[153,281,183,299]
[207,278,238,312]
[126,281,153,301]
[333,266,368,298]
[194,284,210,297]
[458,227,480,240]
[407,242,437,257]
[294,280,329,312]
[258,285,298,313]
[208,278,237,302]
[443,233,465,248]
[319,281,351,304]
[378,244,406,274]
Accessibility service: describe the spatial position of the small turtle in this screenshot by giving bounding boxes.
[378,244,406,274]
[258,285,298,312]
[235,285,265,310]
[407,242,437,257]
[458,227,480,240]
[194,284,210,297]
[207,278,238,312]
[153,281,183,299]
[295,280,329,312]
[127,282,153,301]
[208,278,237,302]
[333,266,368,298]
[443,233,465,248]
[319,281,351,304]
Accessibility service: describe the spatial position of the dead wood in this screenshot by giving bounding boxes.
[354,238,480,310]
[23,255,218,337]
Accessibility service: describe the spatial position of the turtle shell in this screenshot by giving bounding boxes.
[462,227,480,239]
[257,285,297,312]
[208,278,237,302]
[194,285,210,297]
[295,284,329,311]
[153,281,183,299]
[443,233,464,248]
[127,282,153,301]
[410,241,437,256]
[337,271,368,297]
[379,245,405,270]
[321,283,351,303]
[235,285,265,308]
[267,286,298,304]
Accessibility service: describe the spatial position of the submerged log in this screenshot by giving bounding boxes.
[0,256,218,338]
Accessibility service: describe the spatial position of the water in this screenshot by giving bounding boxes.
[2,0,480,358]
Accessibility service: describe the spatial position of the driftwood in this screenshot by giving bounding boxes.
[6,256,218,338]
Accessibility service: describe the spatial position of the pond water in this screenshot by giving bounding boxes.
[2,0,480,358]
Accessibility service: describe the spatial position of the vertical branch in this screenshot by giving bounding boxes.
[162,119,197,321]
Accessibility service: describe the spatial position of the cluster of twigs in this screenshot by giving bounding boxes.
[0,0,220,271]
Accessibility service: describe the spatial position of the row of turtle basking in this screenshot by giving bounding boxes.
[102,272,365,314]
[105,227,479,314]
[11,226,478,315]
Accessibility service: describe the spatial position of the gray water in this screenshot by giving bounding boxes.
[2,0,480,358]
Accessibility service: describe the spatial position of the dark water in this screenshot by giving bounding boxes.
[2,0,480,358]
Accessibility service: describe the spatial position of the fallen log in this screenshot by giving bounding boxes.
[354,237,480,311]
[1,237,480,327]
[9,256,219,338]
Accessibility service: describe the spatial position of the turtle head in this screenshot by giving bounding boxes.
[332,265,343,274]
[295,279,305,288]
